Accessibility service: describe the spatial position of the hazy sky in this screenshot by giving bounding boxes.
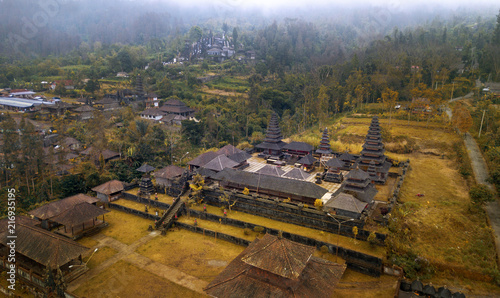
[161,0,499,9]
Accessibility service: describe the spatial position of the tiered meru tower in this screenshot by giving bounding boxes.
[316,128,333,155]
[255,113,286,156]
[357,116,391,184]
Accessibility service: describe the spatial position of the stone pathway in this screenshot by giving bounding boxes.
[67,231,208,295]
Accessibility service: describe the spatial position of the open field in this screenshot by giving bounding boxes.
[100,209,152,245]
[332,269,399,298]
[136,229,245,282]
[84,246,119,269]
[73,260,202,298]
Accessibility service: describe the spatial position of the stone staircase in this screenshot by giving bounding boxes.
[155,196,184,230]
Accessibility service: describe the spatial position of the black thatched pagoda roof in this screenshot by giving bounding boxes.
[297,154,317,165]
[256,165,285,177]
[263,112,283,143]
[346,168,370,181]
[188,151,220,168]
[338,152,357,161]
[325,193,368,214]
[325,158,343,169]
[216,144,243,156]
[282,168,311,180]
[203,154,239,172]
[316,127,333,155]
[255,141,287,151]
[283,141,314,152]
[228,151,252,164]
[204,234,346,298]
[136,163,156,173]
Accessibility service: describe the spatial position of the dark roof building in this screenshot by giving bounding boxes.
[282,168,311,181]
[188,151,221,171]
[255,113,287,156]
[92,180,124,202]
[216,144,243,156]
[283,141,313,156]
[316,127,333,155]
[0,219,89,289]
[357,116,391,183]
[324,193,368,219]
[297,154,317,166]
[204,233,346,298]
[203,154,239,172]
[51,202,109,237]
[256,164,285,177]
[154,165,185,180]
[29,194,99,222]
[159,99,195,117]
[334,168,378,204]
[214,168,328,204]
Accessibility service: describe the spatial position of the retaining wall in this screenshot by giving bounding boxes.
[201,189,386,243]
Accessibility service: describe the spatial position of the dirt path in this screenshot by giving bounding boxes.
[67,232,208,295]
[447,87,500,267]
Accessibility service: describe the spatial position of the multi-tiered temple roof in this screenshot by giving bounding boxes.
[255,113,287,155]
[357,116,391,183]
[336,167,378,203]
[316,127,333,155]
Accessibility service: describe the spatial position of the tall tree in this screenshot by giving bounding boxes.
[233,27,239,51]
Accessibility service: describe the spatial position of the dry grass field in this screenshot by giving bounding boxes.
[73,260,203,298]
[321,116,500,295]
[186,204,386,257]
[100,209,152,245]
[84,246,119,269]
[136,229,245,282]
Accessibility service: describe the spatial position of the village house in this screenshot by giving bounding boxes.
[159,99,195,117]
[73,105,96,120]
[140,108,166,121]
[28,193,100,230]
[92,180,124,202]
[145,93,159,108]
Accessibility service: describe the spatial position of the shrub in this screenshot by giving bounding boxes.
[367,232,378,246]
[469,184,495,204]
[320,245,329,254]
[253,226,265,234]
[243,228,251,236]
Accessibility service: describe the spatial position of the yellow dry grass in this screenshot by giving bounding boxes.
[332,269,399,298]
[84,246,118,269]
[101,209,152,245]
[200,85,248,98]
[125,188,175,204]
[76,236,99,248]
[187,204,385,258]
[136,229,245,282]
[397,153,496,272]
[73,260,202,298]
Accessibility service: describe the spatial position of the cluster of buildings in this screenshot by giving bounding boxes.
[184,114,391,220]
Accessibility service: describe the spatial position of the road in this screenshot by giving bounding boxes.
[446,84,500,267]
